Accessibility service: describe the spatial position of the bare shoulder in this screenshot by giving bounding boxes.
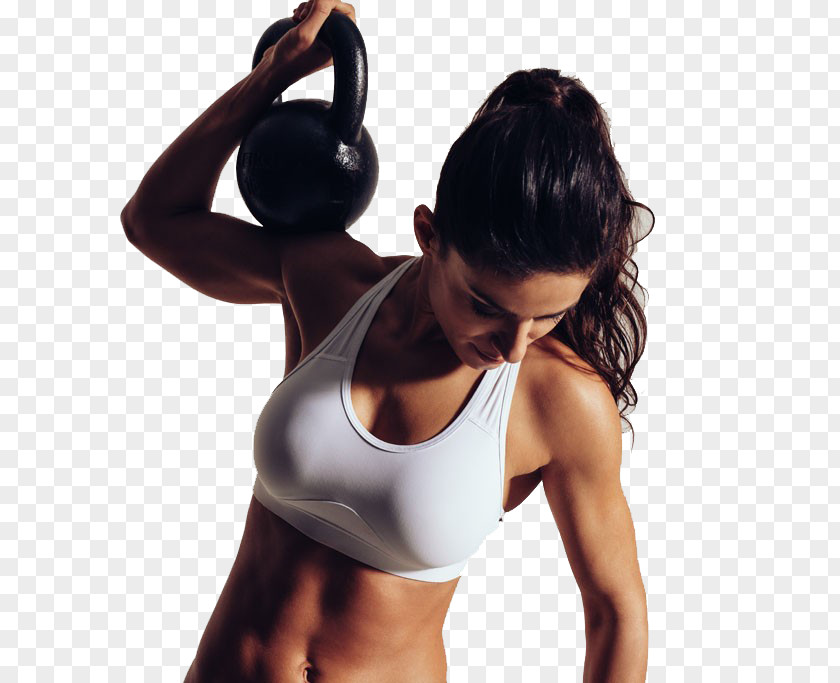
[280,232,378,314]
[282,237,415,358]
[525,337,621,473]
[281,231,379,289]
[284,232,413,296]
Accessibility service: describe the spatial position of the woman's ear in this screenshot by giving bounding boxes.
[413,205,439,257]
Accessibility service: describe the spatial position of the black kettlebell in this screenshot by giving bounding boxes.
[236,14,378,234]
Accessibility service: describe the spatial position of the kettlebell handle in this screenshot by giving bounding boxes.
[251,14,368,147]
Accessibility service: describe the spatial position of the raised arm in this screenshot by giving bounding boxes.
[120,2,361,305]
[119,54,296,303]
[122,1,357,224]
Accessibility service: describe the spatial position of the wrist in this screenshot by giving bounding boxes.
[216,61,291,135]
[249,58,293,98]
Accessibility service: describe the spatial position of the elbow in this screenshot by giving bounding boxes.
[120,200,144,244]
[581,589,648,683]
[583,589,648,629]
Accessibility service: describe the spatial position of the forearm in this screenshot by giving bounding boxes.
[124,59,292,221]
[582,608,648,683]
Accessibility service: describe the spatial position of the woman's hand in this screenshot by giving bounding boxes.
[259,0,357,89]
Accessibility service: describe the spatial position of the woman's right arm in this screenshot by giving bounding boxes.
[121,51,292,227]
[121,1,362,305]
[120,57,301,304]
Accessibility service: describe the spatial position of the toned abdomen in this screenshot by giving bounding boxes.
[185,494,457,682]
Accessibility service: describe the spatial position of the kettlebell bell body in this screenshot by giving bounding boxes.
[236,16,378,234]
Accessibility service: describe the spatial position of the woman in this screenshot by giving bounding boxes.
[121,1,654,681]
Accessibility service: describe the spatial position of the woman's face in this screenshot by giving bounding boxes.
[429,249,592,368]
[408,205,593,368]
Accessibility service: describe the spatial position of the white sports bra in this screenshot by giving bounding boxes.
[252,255,522,582]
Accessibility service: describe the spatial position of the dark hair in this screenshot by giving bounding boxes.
[432,68,655,444]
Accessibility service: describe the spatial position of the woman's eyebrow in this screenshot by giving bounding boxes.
[467,283,572,319]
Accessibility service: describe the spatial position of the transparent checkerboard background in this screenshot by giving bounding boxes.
[2,0,836,681]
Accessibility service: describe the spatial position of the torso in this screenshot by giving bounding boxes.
[186,250,586,683]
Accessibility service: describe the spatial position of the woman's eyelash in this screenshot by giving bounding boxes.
[470,299,498,317]
[470,298,565,324]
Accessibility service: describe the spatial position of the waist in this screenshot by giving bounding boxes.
[189,494,457,681]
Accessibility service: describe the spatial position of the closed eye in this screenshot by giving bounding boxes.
[470,297,565,325]
[470,298,501,318]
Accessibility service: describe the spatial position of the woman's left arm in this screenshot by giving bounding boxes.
[538,373,648,683]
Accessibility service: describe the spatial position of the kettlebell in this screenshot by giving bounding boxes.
[236,14,378,234]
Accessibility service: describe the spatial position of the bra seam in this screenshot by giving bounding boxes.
[467,415,499,440]
[497,364,518,520]
[318,352,346,362]
[278,497,402,561]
